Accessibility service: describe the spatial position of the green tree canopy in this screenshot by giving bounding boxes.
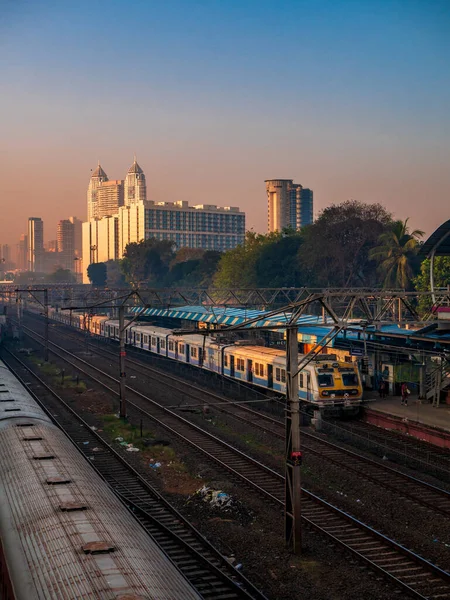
[121,239,175,287]
[87,262,107,287]
[414,256,450,314]
[165,250,221,287]
[369,219,424,289]
[48,268,76,283]
[298,200,392,287]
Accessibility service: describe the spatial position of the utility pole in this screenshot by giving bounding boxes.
[285,325,302,554]
[119,305,127,418]
[44,288,49,362]
[16,293,21,339]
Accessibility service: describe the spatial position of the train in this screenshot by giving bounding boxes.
[0,358,202,600]
[46,307,363,416]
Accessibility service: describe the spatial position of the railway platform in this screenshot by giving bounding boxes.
[362,394,450,448]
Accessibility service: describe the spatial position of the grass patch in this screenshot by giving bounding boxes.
[99,414,154,449]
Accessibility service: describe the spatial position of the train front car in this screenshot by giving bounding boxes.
[312,356,362,416]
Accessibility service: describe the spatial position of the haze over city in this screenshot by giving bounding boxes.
[1,0,450,246]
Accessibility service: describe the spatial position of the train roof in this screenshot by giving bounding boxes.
[0,360,51,423]
[0,417,201,600]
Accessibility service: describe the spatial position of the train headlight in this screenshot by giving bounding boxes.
[321,391,329,397]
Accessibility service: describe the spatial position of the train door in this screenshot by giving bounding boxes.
[175,342,179,360]
[199,347,204,367]
[140,335,143,349]
[247,359,253,383]
[307,373,312,402]
[186,344,190,363]
[230,355,235,377]
[267,364,273,389]
[157,337,160,354]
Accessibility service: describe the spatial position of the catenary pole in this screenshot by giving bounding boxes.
[44,288,49,362]
[119,305,127,418]
[285,325,302,553]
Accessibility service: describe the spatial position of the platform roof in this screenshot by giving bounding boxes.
[419,219,450,258]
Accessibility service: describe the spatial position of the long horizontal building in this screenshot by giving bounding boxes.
[82,200,245,282]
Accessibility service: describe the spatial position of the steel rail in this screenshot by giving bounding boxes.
[14,325,450,599]
[2,348,267,600]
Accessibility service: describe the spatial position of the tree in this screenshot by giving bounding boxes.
[165,250,221,287]
[414,256,450,314]
[298,200,392,287]
[370,219,424,289]
[121,239,175,287]
[87,262,107,287]
[254,232,306,287]
[213,231,279,288]
[105,260,128,288]
[48,268,76,283]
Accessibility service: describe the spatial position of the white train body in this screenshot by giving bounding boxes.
[45,308,362,414]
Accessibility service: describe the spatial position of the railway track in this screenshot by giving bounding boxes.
[2,348,267,600]
[22,316,450,519]
[12,323,450,599]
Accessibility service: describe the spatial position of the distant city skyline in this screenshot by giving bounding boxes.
[1,1,450,244]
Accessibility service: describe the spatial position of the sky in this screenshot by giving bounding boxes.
[1,0,450,248]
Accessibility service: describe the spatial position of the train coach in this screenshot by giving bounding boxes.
[0,359,202,600]
[101,320,363,415]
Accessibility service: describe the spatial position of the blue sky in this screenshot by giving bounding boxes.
[1,0,450,244]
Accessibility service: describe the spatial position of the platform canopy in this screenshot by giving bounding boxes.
[419,219,450,258]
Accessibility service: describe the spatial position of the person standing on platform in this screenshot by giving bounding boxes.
[379,379,387,399]
[401,382,409,406]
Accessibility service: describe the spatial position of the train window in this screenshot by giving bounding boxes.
[179,343,185,353]
[151,336,156,345]
[318,374,334,387]
[169,341,174,351]
[161,339,166,349]
[224,354,228,367]
[281,369,286,383]
[342,372,358,386]
[275,368,280,382]
[299,373,304,388]
[254,363,265,377]
[191,347,197,358]
[236,358,245,371]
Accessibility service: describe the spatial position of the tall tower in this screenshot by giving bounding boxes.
[27,217,44,272]
[124,156,146,205]
[266,179,314,232]
[87,163,108,220]
[266,179,293,232]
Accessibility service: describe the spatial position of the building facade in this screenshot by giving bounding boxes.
[87,163,108,220]
[124,158,146,206]
[27,217,44,272]
[117,201,245,257]
[18,234,28,271]
[265,179,313,232]
[57,219,75,271]
[97,180,124,218]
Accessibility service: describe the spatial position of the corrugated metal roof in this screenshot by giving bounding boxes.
[419,219,450,258]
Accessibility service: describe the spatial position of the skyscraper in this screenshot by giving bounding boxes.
[265,179,314,232]
[18,234,28,271]
[124,157,147,205]
[27,217,44,272]
[97,180,124,218]
[57,219,75,270]
[69,216,82,257]
[87,163,108,220]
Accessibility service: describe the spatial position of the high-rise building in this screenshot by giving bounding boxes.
[27,217,44,272]
[97,180,124,218]
[87,163,108,220]
[57,219,75,271]
[265,179,314,232]
[18,234,28,271]
[124,157,147,205]
[69,216,82,257]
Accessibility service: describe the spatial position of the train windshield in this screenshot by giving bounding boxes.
[342,372,358,386]
[318,374,334,387]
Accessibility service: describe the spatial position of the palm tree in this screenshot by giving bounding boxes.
[369,219,424,289]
